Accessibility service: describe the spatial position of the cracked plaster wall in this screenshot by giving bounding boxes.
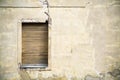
[0,0,120,80]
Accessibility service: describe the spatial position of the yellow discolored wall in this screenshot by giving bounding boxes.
[0,0,120,80]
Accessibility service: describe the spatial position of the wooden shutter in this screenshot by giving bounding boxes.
[22,23,48,65]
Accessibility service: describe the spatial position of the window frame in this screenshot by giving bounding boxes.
[17,19,51,71]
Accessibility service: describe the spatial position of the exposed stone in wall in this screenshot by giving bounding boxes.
[85,75,100,80]
[84,68,120,80]
[107,68,120,80]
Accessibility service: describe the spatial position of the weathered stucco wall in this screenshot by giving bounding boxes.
[0,0,120,80]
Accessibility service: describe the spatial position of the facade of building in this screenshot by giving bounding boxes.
[0,0,120,80]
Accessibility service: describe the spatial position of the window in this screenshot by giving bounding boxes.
[21,22,48,69]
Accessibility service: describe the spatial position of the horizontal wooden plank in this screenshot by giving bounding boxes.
[23,30,48,33]
[23,38,48,41]
[22,60,48,64]
[23,27,48,31]
[22,46,48,49]
[22,55,48,58]
[22,32,48,36]
[22,56,48,64]
[23,42,48,45]
[22,50,48,54]
[22,50,48,53]
[23,53,48,56]
[23,50,48,53]
[22,23,48,27]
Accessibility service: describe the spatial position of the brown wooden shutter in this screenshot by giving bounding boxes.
[22,23,48,65]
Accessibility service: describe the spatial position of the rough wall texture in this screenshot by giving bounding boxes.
[0,0,120,80]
